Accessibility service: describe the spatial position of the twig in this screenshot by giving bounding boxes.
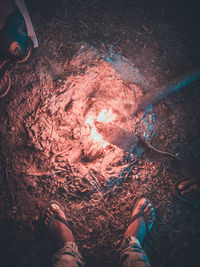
[128,158,140,168]
[89,170,103,194]
[32,97,44,118]
[149,126,158,143]
[7,106,25,120]
[23,170,68,176]
[80,20,89,29]
[56,37,68,54]
[139,135,179,160]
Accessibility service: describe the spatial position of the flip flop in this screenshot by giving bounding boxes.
[42,200,69,229]
[129,198,155,235]
[173,177,200,204]
[0,71,11,98]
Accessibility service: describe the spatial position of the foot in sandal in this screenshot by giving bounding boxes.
[0,70,11,98]
[43,201,75,249]
[174,177,200,204]
[124,198,156,244]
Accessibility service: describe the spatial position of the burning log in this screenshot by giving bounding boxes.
[82,140,104,162]
[95,121,140,153]
[131,67,200,116]
[23,45,155,176]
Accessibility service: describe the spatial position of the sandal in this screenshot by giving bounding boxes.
[0,71,11,98]
[43,200,69,229]
[173,177,200,204]
[129,198,155,234]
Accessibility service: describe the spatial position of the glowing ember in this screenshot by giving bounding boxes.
[85,108,115,148]
[97,108,115,123]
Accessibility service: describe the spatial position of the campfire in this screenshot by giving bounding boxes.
[85,108,115,149]
[20,45,155,186]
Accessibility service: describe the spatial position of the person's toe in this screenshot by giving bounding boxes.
[144,203,153,214]
[177,178,199,192]
[146,209,153,219]
[50,204,66,218]
[44,206,56,226]
[177,183,186,191]
[44,215,51,226]
[46,208,54,217]
[145,204,154,221]
[137,198,148,211]
[132,198,148,217]
[51,204,60,211]
[143,202,155,224]
[149,211,156,221]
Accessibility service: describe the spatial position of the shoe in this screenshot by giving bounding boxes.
[0,8,34,64]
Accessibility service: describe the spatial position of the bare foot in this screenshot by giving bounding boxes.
[44,203,75,249]
[124,198,156,244]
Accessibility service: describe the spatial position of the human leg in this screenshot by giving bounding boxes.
[43,201,84,267]
[120,198,156,267]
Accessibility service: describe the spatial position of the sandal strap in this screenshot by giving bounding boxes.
[130,211,149,235]
[173,178,200,204]
[54,214,69,228]
[43,200,70,229]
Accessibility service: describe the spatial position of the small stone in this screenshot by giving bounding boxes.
[135,175,140,181]
[34,216,39,221]
[82,244,90,249]
[32,181,37,187]
[58,186,67,194]
[113,239,121,246]
[24,177,37,188]
[159,134,164,140]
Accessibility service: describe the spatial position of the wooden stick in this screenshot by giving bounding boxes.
[139,135,179,160]
[131,67,200,117]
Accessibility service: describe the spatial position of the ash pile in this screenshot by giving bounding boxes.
[20,45,155,189]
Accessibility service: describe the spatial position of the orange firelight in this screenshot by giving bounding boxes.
[85,108,115,148]
[97,108,115,123]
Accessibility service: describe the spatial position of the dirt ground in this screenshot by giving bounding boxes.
[0,0,200,266]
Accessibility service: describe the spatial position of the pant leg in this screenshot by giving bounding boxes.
[52,242,84,267]
[119,236,151,267]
